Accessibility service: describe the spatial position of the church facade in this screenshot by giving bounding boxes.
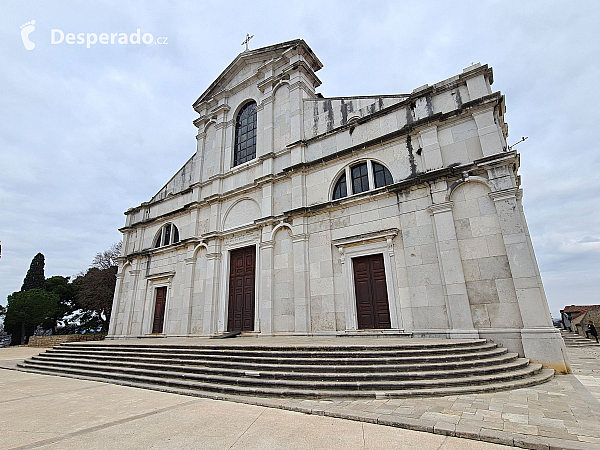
[107,40,568,372]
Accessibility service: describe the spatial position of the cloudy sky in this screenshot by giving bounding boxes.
[1,0,598,319]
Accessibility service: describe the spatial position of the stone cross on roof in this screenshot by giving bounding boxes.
[241,33,254,51]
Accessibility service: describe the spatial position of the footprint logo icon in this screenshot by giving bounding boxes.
[20,20,35,50]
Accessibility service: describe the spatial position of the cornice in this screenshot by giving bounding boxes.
[332,229,399,248]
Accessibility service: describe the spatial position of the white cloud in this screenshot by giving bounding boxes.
[1,0,599,322]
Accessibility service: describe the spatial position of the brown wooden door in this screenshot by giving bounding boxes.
[228,246,256,332]
[353,253,391,329]
[152,286,167,334]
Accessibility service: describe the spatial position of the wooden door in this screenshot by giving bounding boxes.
[228,246,256,332]
[152,286,167,334]
[353,253,391,329]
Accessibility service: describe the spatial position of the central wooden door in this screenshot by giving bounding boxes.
[152,286,167,334]
[228,246,256,332]
[353,253,391,329]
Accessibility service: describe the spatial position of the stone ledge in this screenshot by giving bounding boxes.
[28,334,105,348]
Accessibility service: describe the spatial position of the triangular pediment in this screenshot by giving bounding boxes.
[192,39,322,110]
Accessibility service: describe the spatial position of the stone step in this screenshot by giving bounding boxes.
[51,342,495,357]
[16,360,544,396]
[17,339,553,399]
[58,339,488,351]
[31,351,518,373]
[23,356,529,381]
[43,346,506,366]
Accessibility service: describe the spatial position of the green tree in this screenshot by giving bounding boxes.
[44,276,76,334]
[4,289,58,344]
[72,242,121,333]
[21,253,46,291]
[0,304,6,332]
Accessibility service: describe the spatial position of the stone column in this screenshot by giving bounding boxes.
[292,233,311,333]
[489,188,569,372]
[427,202,477,338]
[259,240,274,335]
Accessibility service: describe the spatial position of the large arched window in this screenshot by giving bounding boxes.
[331,160,394,200]
[233,101,257,166]
[154,223,180,248]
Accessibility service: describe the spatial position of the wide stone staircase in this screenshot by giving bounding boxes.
[560,329,600,347]
[17,339,554,399]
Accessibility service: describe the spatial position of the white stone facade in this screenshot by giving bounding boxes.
[107,40,569,372]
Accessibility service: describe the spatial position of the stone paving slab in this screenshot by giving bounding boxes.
[0,366,513,450]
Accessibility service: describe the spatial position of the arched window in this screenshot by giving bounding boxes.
[351,162,369,194]
[373,162,393,188]
[233,101,257,166]
[154,223,180,248]
[331,160,394,200]
[332,172,347,200]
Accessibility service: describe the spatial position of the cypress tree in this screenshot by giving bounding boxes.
[21,253,46,291]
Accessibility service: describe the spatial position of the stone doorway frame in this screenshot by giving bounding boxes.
[217,235,260,334]
[333,229,401,331]
[143,272,174,336]
[226,245,257,332]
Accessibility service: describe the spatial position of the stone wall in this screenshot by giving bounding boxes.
[28,334,105,347]
[576,308,600,337]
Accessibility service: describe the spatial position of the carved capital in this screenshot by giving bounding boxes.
[386,237,395,257]
[427,201,454,215]
[489,187,519,202]
[260,240,275,249]
[291,233,310,243]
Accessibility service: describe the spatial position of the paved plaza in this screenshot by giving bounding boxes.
[1,338,599,449]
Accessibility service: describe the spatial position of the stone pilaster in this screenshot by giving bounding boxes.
[258,91,274,158]
[259,240,274,334]
[202,250,222,335]
[428,202,477,337]
[195,131,206,188]
[472,107,505,157]
[107,272,124,337]
[291,172,306,210]
[489,187,569,372]
[419,125,443,171]
[292,233,311,333]
[182,257,196,335]
[124,269,141,336]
